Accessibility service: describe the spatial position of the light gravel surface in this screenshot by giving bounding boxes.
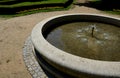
[0,5,119,78]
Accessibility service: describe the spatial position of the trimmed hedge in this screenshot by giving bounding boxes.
[0,0,52,5]
[88,0,120,11]
[101,0,120,9]
[0,0,73,14]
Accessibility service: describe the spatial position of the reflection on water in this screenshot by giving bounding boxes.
[46,22,120,61]
[47,29,65,49]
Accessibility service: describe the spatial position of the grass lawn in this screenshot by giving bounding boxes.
[106,9,120,15]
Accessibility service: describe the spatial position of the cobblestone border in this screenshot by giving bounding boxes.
[23,37,48,78]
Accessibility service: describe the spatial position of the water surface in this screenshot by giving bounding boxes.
[46,22,120,61]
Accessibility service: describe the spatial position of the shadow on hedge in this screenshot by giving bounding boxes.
[0,0,46,5]
[75,0,120,11]
[0,0,73,15]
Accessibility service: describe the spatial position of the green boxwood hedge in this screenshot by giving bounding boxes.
[0,0,73,14]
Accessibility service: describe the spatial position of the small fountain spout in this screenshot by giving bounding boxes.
[91,25,96,38]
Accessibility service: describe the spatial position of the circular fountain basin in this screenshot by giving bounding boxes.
[31,14,120,78]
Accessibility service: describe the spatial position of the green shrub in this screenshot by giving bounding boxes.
[100,0,120,9]
[0,0,72,15]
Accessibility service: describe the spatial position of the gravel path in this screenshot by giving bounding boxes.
[0,5,119,78]
[0,18,6,23]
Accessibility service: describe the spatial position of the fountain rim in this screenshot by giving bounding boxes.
[31,13,120,77]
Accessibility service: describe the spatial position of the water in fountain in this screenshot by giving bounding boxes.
[46,22,120,61]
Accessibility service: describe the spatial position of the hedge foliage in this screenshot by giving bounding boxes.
[0,0,73,14]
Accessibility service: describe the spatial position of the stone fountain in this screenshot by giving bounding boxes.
[30,14,120,78]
